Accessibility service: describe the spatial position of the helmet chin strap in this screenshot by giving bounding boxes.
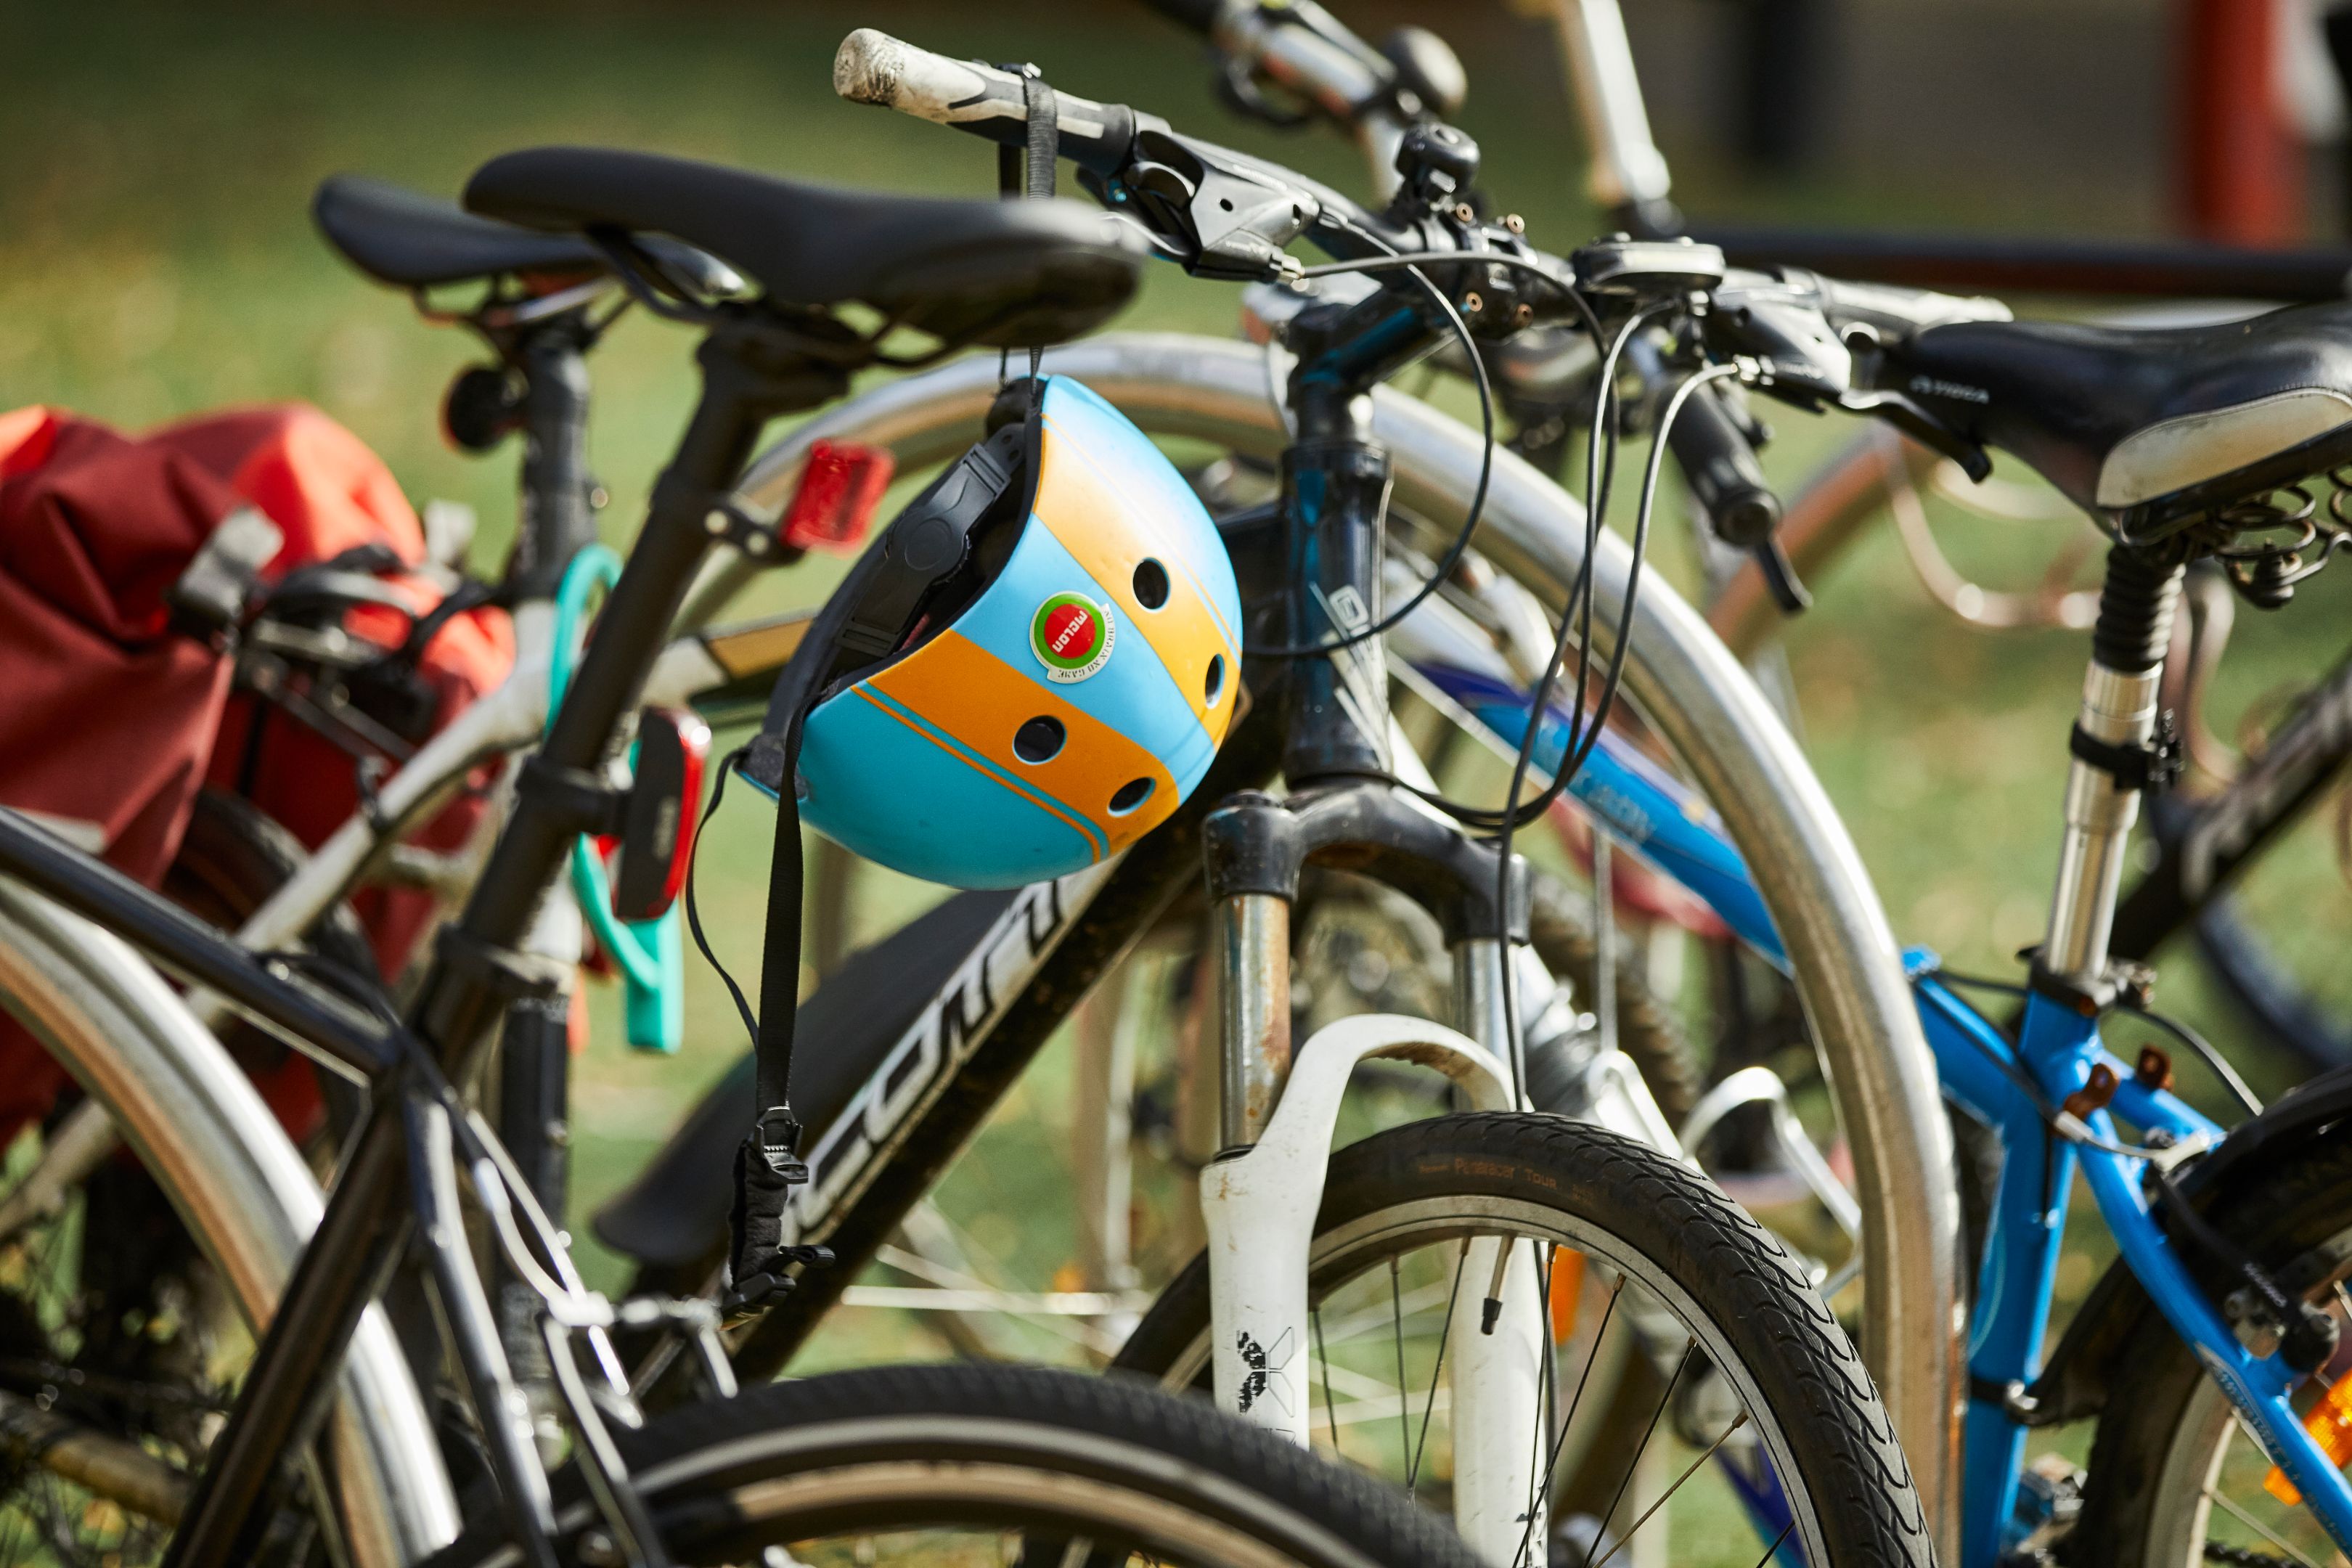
[725,68,1063,1318]
[723,425,1025,1316]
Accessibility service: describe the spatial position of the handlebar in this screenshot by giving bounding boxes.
[835,28,2017,568]
[835,29,1519,285]
[833,31,1140,179]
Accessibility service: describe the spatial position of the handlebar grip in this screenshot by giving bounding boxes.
[1667,382,1781,550]
[833,29,1136,175]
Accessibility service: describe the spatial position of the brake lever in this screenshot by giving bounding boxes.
[1753,536,1813,614]
[1122,128,1320,280]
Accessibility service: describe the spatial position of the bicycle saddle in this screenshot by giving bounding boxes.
[314,174,612,287]
[1891,301,2352,535]
[462,146,1143,346]
[316,173,743,299]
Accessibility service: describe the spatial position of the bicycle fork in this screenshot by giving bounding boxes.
[1198,821,1540,1564]
[1192,364,1552,1562]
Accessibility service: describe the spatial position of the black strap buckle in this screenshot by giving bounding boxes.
[722,1244,835,1317]
[2067,709,2183,794]
[755,1106,809,1185]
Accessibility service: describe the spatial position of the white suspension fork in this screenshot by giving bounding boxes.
[1200,1010,1540,1565]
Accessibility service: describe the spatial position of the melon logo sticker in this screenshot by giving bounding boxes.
[1031,592,1114,683]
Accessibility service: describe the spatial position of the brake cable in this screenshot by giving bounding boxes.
[1241,232,1498,659]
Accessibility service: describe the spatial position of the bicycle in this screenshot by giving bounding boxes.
[0,149,1928,1565]
[0,173,883,1495]
[1225,229,2352,1563]
[1158,0,2352,1110]
[0,140,1504,1568]
[650,20,2352,1564]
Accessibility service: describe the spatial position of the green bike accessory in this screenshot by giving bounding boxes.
[552,543,689,1053]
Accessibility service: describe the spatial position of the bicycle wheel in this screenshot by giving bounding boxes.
[0,1115,235,1565]
[2073,1123,2352,1567]
[0,788,412,1562]
[421,1362,1485,1567]
[1115,1113,1930,1567]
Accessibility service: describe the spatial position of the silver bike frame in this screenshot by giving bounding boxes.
[723,332,1961,1533]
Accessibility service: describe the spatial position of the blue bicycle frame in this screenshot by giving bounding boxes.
[1417,662,2352,1566]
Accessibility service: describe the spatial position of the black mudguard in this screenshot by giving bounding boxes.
[2022,1065,2352,1426]
[591,889,1018,1271]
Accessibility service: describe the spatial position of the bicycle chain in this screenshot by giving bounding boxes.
[2202,1542,2301,1566]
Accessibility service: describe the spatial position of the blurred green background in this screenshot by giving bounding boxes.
[7,0,2352,1543]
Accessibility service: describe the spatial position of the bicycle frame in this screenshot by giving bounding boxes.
[1425,643,2352,1565]
[0,803,688,1568]
[0,303,850,1565]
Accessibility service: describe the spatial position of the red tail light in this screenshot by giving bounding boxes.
[780,440,895,552]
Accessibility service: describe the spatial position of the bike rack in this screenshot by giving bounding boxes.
[0,878,459,1568]
[730,333,1963,1543]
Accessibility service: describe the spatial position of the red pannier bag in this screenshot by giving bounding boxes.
[0,403,513,1146]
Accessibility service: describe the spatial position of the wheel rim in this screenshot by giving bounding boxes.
[460,1414,1417,1568]
[2140,1376,2339,1568]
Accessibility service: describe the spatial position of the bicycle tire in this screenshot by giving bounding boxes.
[419,1363,1485,1568]
[1114,1112,1931,1566]
[2073,1122,2352,1567]
[166,788,377,982]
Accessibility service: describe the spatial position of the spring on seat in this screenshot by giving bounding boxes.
[2091,545,2186,674]
[2197,468,2352,608]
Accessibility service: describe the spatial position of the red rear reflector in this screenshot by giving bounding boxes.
[780,440,894,552]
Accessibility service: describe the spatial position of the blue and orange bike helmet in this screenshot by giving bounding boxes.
[746,375,1242,889]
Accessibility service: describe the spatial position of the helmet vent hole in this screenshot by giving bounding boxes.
[1108,777,1155,815]
[1204,655,1225,705]
[1132,558,1170,609]
[1013,716,1067,764]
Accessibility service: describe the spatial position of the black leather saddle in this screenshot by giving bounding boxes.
[1890,300,2352,535]
[462,147,1142,348]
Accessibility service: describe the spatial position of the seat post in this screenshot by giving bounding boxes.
[417,322,847,1073]
[2043,544,2186,984]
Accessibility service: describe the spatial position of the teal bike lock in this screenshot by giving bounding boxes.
[552,544,685,1053]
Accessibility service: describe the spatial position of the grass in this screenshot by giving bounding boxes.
[9,0,2352,1554]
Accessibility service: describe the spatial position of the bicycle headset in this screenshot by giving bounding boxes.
[743,373,1244,889]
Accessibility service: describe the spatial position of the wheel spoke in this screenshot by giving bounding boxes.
[1586,1411,1750,1568]
[1748,1516,1796,1568]
[1576,1338,1698,1568]
[1510,1274,1627,1568]
[1312,1306,1341,1461]
[1405,1239,1471,1490]
[1389,1257,1409,1487]
[2203,1455,2325,1568]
